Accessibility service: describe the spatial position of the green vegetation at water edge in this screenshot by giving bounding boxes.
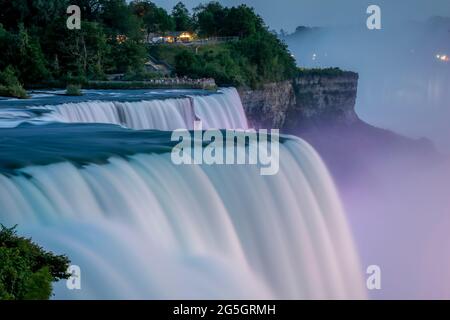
[0,225,70,300]
[0,66,28,99]
[65,84,83,96]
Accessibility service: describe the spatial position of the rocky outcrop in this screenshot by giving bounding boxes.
[238,81,295,129]
[287,72,359,129]
[238,72,359,130]
[238,72,439,186]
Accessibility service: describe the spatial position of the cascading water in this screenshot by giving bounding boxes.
[35,88,248,130]
[0,88,366,299]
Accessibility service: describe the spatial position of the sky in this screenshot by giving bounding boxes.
[153,0,450,32]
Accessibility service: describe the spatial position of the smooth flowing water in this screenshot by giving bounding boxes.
[0,89,366,299]
[0,88,248,130]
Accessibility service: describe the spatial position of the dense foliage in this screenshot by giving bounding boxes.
[297,67,346,76]
[0,0,297,89]
[0,0,149,86]
[167,2,297,88]
[0,225,70,300]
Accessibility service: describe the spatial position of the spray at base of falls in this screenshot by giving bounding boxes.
[0,129,366,299]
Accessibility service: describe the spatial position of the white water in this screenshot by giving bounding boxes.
[0,136,366,299]
[36,88,249,130]
[0,87,367,299]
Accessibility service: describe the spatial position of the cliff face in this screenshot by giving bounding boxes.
[238,72,438,186]
[238,72,359,130]
[238,81,295,129]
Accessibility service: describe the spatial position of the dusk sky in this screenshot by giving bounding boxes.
[153,0,450,32]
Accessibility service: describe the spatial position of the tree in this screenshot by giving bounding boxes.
[131,0,174,37]
[0,0,69,31]
[16,25,50,84]
[223,5,264,37]
[0,24,50,85]
[174,50,199,76]
[59,22,109,79]
[71,0,102,21]
[0,225,70,300]
[0,25,16,71]
[230,31,296,83]
[100,0,143,39]
[172,2,193,32]
[193,1,226,37]
[109,39,147,73]
[193,2,264,38]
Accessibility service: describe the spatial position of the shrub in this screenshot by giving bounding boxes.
[0,225,70,300]
[297,67,346,77]
[0,66,28,99]
[65,84,83,96]
[0,84,28,99]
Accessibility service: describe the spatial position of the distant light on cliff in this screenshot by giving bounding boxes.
[436,54,449,62]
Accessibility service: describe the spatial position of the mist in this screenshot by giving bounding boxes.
[283,17,450,152]
[285,16,450,298]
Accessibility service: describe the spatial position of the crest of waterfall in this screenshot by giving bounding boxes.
[35,88,248,130]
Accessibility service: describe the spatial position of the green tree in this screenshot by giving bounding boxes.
[71,0,102,21]
[0,25,16,71]
[174,50,199,76]
[0,225,70,300]
[100,0,143,40]
[39,18,109,82]
[15,25,50,84]
[109,39,147,73]
[0,0,69,31]
[131,0,174,38]
[172,2,193,31]
[231,31,296,84]
[193,1,226,37]
[223,5,264,37]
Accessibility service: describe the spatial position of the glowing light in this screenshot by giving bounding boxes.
[436,54,449,62]
[116,35,128,44]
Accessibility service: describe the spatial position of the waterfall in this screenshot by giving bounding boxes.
[35,88,248,130]
[40,98,197,131]
[0,127,366,299]
[0,87,366,299]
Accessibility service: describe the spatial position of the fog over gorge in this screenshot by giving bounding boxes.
[282,16,450,299]
[283,17,450,152]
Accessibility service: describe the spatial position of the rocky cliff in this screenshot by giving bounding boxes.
[238,81,295,129]
[238,72,359,130]
[238,72,438,187]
